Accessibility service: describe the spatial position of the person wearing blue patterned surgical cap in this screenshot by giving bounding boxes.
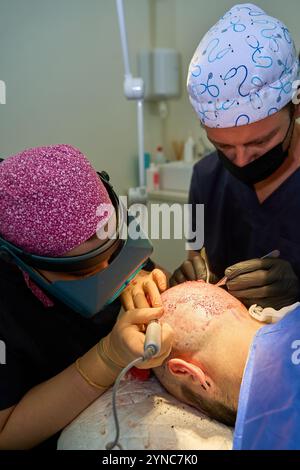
[170,3,300,312]
[188,3,299,129]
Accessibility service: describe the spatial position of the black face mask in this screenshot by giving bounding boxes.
[217,118,294,186]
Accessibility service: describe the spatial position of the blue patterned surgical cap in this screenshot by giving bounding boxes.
[187,3,299,128]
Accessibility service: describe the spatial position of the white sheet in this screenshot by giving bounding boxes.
[57,375,233,450]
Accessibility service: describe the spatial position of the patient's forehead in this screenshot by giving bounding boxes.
[160,281,247,345]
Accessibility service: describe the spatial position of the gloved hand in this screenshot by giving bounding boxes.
[225,258,300,309]
[121,269,167,311]
[101,306,174,370]
[169,249,219,287]
[77,305,173,390]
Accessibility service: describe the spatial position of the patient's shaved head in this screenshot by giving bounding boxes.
[154,281,252,426]
[160,280,247,353]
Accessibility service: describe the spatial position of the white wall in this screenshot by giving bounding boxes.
[0,0,155,195]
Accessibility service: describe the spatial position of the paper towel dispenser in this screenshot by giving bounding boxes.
[138,48,181,101]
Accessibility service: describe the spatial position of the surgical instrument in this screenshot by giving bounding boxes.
[216,249,280,287]
[106,319,162,450]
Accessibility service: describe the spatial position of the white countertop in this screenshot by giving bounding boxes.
[147,189,189,203]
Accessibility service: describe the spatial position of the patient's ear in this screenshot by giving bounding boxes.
[168,358,208,390]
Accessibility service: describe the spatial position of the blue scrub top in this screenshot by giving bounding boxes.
[189,151,300,278]
[233,305,300,450]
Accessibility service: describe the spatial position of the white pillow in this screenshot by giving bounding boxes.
[58,375,233,450]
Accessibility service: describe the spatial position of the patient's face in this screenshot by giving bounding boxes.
[154,281,261,424]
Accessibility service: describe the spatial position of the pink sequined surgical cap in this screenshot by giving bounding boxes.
[0,144,114,256]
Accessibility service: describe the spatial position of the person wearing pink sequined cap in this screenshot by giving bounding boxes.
[0,144,116,308]
[0,143,173,450]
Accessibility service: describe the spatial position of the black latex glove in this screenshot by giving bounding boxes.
[225,258,300,309]
[169,252,219,287]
